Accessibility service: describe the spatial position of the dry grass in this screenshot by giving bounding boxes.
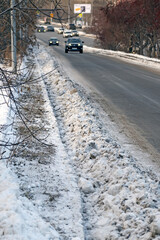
[11,76,56,164]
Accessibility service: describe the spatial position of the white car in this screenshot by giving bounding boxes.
[76,23,82,29]
[57,28,64,34]
[71,30,79,37]
[63,30,72,38]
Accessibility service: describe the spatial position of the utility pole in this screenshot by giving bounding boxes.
[50,1,53,23]
[19,0,22,41]
[68,0,71,24]
[25,0,28,40]
[91,0,93,26]
[11,0,17,73]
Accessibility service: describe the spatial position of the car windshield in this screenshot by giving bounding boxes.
[68,39,81,43]
[48,26,53,29]
[50,38,58,41]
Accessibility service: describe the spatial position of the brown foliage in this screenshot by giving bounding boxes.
[92,0,160,57]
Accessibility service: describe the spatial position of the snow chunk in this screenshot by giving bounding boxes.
[108,184,122,196]
[151,215,160,237]
[78,178,94,194]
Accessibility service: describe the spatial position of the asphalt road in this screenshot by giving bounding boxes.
[37,31,160,156]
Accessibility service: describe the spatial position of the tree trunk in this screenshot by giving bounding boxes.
[157,43,160,59]
[139,35,144,55]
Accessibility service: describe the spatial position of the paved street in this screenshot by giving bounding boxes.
[37,31,160,156]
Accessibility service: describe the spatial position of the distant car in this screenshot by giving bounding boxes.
[44,18,51,25]
[37,26,45,32]
[67,23,76,30]
[65,38,84,53]
[46,25,54,32]
[76,23,82,29]
[49,38,59,46]
[57,28,64,34]
[63,30,72,38]
[45,21,51,24]
[71,30,79,37]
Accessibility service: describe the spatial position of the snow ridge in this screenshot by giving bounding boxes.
[37,44,160,240]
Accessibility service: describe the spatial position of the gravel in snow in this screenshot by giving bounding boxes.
[0,44,160,240]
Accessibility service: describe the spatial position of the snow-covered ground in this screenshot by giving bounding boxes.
[0,66,60,240]
[0,43,160,240]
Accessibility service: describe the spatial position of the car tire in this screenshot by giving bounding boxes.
[80,49,83,54]
[65,49,68,53]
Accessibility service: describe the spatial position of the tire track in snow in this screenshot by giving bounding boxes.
[35,50,85,240]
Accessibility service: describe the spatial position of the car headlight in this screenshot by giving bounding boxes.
[69,43,72,46]
[49,41,52,43]
[56,41,59,43]
[78,44,81,46]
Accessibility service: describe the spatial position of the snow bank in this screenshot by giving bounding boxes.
[36,44,160,239]
[0,65,10,143]
[0,161,59,240]
[84,45,160,70]
[0,63,59,240]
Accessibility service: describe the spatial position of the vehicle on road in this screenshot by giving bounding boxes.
[46,25,54,32]
[71,30,79,37]
[65,38,84,53]
[63,30,72,38]
[48,38,59,46]
[57,28,64,34]
[67,23,76,30]
[76,23,82,29]
[44,18,51,25]
[37,26,45,32]
[45,21,50,25]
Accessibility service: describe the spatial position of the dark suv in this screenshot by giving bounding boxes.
[65,38,84,53]
[37,26,45,32]
[68,24,76,30]
[49,38,59,46]
[46,25,54,32]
